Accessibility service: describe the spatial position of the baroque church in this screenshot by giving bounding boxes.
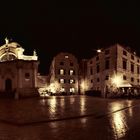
[0,38,39,98]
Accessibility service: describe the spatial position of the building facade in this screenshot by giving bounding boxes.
[0,38,39,98]
[87,44,140,97]
[49,52,79,94]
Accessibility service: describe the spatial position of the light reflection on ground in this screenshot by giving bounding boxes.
[109,101,133,139]
[0,96,140,139]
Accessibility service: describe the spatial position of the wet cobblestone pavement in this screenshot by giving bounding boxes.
[0,95,140,139]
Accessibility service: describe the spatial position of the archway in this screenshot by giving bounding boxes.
[5,78,12,92]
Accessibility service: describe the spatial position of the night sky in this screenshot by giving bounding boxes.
[0,1,140,74]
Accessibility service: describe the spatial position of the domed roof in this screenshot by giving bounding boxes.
[8,42,21,48]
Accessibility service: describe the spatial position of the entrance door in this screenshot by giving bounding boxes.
[5,79,12,92]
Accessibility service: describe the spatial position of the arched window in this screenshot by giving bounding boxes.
[1,54,17,61]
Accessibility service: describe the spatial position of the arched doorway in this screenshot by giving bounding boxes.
[5,78,12,92]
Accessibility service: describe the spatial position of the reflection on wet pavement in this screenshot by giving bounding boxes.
[0,96,140,139]
[109,102,129,139]
[80,96,86,115]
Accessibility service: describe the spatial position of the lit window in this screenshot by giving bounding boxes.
[60,69,64,75]
[70,79,75,84]
[60,79,64,84]
[70,88,75,93]
[65,55,69,58]
[60,87,65,92]
[70,70,74,75]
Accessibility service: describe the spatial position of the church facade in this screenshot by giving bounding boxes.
[0,38,39,98]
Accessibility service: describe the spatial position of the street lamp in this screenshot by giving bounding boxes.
[111,74,122,87]
[97,49,102,53]
[92,48,102,54]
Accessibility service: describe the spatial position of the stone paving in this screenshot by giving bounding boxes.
[0,95,140,139]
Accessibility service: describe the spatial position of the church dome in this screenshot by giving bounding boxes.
[8,42,21,48]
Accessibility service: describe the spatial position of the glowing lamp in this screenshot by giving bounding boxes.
[97,49,101,53]
[111,75,122,87]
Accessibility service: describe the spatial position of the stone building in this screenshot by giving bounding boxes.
[0,38,39,98]
[87,44,140,97]
[49,52,79,94]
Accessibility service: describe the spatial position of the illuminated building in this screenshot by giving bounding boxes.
[49,52,79,94]
[87,44,140,97]
[79,59,89,94]
[0,38,39,98]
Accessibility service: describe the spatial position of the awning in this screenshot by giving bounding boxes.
[118,83,132,88]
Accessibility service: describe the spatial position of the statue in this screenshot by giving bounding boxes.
[33,50,37,56]
[5,37,9,44]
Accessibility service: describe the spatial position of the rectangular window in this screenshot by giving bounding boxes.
[96,64,100,73]
[70,79,75,84]
[25,73,30,80]
[131,77,134,82]
[131,63,134,73]
[69,70,75,75]
[60,62,64,65]
[137,66,140,74]
[137,79,139,83]
[131,55,134,60]
[105,75,109,80]
[91,79,93,83]
[105,60,110,69]
[60,79,65,84]
[60,87,65,92]
[123,75,127,80]
[123,50,127,56]
[70,88,75,93]
[97,78,100,82]
[123,59,127,70]
[90,67,93,75]
[60,69,64,75]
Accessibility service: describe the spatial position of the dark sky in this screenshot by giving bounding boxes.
[0,1,140,74]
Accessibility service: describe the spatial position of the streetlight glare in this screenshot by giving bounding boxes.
[111,74,122,87]
[97,49,102,53]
